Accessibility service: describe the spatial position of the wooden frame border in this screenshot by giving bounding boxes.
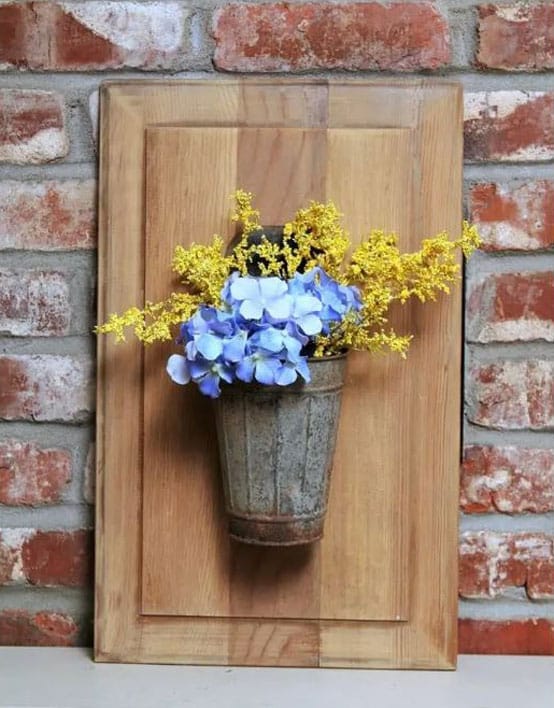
[96,79,462,668]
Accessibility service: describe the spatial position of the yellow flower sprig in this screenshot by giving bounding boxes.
[96,190,481,355]
[96,292,200,344]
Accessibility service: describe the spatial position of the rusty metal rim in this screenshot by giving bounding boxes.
[228,533,324,547]
[226,511,327,523]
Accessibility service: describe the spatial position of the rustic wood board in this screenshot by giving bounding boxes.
[96,79,462,668]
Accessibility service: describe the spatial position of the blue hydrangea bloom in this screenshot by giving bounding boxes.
[166,267,359,397]
[289,267,362,334]
[235,326,311,386]
[167,354,233,398]
[225,274,292,321]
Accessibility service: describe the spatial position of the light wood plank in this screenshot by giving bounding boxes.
[322,128,413,622]
[320,87,462,668]
[237,127,327,223]
[95,88,148,661]
[141,127,238,617]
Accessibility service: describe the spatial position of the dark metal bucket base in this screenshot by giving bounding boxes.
[229,515,325,546]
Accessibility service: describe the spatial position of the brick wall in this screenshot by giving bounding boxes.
[0,0,552,653]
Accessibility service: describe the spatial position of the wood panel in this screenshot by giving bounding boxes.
[96,80,462,668]
[141,126,410,622]
[141,127,238,616]
[323,128,413,621]
[142,126,328,619]
[320,86,463,668]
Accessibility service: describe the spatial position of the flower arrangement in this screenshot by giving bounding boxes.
[97,190,480,398]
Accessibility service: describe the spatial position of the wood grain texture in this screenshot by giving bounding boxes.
[96,80,462,669]
[142,127,238,616]
[322,128,413,622]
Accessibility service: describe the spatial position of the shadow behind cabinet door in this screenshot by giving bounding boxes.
[96,80,462,669]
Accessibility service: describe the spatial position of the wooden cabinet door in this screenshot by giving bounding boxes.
[96,80,462,668]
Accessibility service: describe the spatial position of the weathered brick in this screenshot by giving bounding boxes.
[0,270,71,336]
[21,529,92,587]
[0,528,91,587]
[467,360,554,430]
[459,532,554,600]
[0,355,93,423]
[462,446,554,514]
[0,529,34,583]
[213,3,450,72]
[464,92,554,162]
[459,619,554,655]
[0,440,71,506]
[0,610,80,646]
[469,181,554,251]
[83,444,95,505]
[0,1,187,71]
[477,4,554,71]
[0,531,19,584]
[467,272,554,343]
[0,180,96,251]
[0,90,67,164]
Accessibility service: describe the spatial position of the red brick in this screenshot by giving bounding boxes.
[467,360,554,430]
[21,529,92,587]
[464,92,554,162]
[0,180,96,251]
[0,610,80,646]
[0,270,70,336]
[0,355,93,423]
[0,440,71,506]
[467,272,554,343]
[0,2,187,71]
[213,3,450,72]
[461,446,554,514]
[459,619,554,655]
[477,4,554,71]
[0,90,67,164]
[469,181,554,251]
[459,532,554,600]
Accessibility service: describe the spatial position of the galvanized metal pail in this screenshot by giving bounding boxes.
[213,354,346,546]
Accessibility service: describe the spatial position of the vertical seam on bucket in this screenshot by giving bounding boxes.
[274,396,280,515]
[243,394,251,510]
[221,403,234,510]
[301,395,312,495]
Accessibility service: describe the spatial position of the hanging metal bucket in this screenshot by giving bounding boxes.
[213,354,346,546]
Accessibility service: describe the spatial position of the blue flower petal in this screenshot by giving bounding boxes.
[293,294,322,317]
[296,357,311,383]
[255,359,277,385]
[257,327,284,353]
[166,354,190,385]
[189,359,211,379]
[236,357,255,383]
[265,294,292,321]
[259,277,287,300]
[216,363,234,385]
[275,365,297,386]
[239,299,264,320]
[198,374,221,398]
[223,332,246,363]
[230,277,260,301]
[196,333,224,360]
[185,340,197,359]
[298,314,323,336]
[283,335,302,361]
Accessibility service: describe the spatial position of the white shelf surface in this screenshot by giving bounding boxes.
[0,649,552,708]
